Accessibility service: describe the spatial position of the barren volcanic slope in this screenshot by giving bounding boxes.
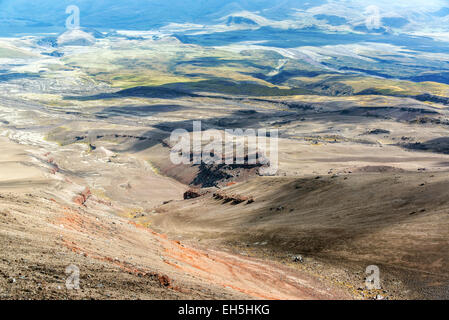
[1,5,449,299]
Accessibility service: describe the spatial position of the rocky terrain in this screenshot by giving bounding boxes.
[0,22,448,300]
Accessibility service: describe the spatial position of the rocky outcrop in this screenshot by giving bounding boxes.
[213,191,254,205]
[73,187,92,206]
[183,189,209,200]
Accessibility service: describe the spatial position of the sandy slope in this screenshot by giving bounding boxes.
[148,173,449,299]
[1,133,447,300]
[0,137,352,300]
[0,137,49,189]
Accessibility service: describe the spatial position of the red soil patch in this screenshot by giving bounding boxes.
[73,187,92,206]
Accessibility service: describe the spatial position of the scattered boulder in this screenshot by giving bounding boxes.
[367,129,390,135]
[73,187,92,206]
[183,189,203,200]
[157,274,171,287]
[120,182,132,190]
[356,166,405,173]
[213,191,254,205]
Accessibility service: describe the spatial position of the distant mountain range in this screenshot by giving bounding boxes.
[1,0,449,37]
[0,0,315,34]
